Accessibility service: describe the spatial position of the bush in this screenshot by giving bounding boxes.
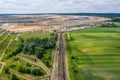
[35,47,44,58]
[4,67,10,74]
[10,73,19,80]
[17,64,45,76]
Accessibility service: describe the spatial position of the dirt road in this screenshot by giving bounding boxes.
[16,55,50,75]
[50,40,59,80]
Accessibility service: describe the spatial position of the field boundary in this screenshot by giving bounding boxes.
[63,33,71,80]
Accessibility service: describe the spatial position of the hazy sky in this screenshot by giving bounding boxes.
[0,0,120,13]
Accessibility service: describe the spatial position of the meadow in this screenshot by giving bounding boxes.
[65,26,120,80]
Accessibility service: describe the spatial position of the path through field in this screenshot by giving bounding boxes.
[0,31,6,37]
[50,41,59,80]
[0,39,13,74]
[0,32,10,45]
[16,55,50,75]
[0,34,17,74]
[0,62,5,73]
[64,33,71,80]
[0,39,13,61]
[10,69,33,80]
[10,68,50,80]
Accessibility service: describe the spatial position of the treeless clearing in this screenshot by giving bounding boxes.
[2,15,110,33]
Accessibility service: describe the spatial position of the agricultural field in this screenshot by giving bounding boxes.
[65,25,120,80]
[0,31,56,80]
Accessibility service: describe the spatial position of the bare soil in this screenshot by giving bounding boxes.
[1,15,110,33]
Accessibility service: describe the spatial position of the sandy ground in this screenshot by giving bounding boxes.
[0,15,110,33]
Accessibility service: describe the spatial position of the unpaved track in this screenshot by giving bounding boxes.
[10,69,49,80]
[50,41,59,80]
[0,32,10,45]
[15,34,21,41]
[63,33,71,80]
[16,55,50,75]
[35,75,49,80]
[0,62,5,73]
[0,34,17,74]
[0,39,13,61]
[0,39,13,74]
[0,31,6,37]
[10,69,33,80]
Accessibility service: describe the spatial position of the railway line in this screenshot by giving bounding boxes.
[50,26,92,80]
[58,32,66,80]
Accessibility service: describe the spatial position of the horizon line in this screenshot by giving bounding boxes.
[0,12,120,15]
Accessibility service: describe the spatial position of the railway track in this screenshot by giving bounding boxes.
[58,32,66,80]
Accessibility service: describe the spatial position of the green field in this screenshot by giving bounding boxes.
[65,27,120,80]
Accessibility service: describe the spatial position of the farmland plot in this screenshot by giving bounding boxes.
[65,27,120,80]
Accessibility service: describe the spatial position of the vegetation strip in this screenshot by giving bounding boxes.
[50,40,59,80]
[10,69,33,80]
[0,39,13,74]
[64,33,71,80]
[16,55,50,75]
[0,31,6,37]
[0,62,5,73]
[0,32,10,45]
[0,39,13,61]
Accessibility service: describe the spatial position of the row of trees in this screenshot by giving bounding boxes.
[4,67,20,80]
[10,73,19,80]
[18,65,45,76]
[101,23,119,27]
[112,17,120,22]
[4,62,45,77]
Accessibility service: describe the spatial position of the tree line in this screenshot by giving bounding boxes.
[101,23,119,27]
[112,17,120,22]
